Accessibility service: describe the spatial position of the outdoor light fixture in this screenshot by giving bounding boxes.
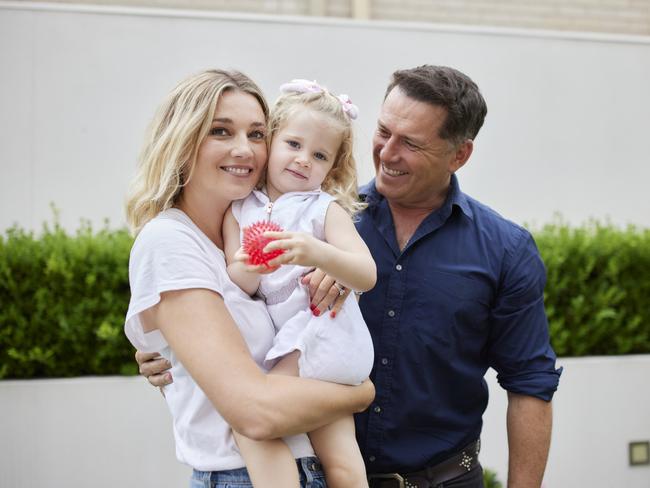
[629,441,650,466]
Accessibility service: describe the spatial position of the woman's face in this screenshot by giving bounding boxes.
[187,89,267,205]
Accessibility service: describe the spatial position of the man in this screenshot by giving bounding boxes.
[348,65,561,488]
[138,65,561,488]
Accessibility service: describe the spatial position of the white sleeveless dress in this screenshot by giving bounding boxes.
[231,189,374,385]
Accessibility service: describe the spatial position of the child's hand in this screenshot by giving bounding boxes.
[234,246,279,274]
[262,231,326,268]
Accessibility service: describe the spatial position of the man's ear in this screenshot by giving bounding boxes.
[450,139,473,173]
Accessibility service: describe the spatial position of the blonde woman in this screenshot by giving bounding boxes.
[124,69,374,488]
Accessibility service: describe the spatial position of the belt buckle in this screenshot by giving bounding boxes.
[368,473,405,488]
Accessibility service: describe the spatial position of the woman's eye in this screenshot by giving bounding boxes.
[250,130,266,140]
[314,152,327,161]
[209,127,228,136]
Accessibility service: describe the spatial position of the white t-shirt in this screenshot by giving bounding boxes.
[124,208,314,471]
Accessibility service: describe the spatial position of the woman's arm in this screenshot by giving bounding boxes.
[264,202,377,292]
[223,207,263,296]
[142,287,374,440]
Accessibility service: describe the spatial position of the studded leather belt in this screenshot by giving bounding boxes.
[367,440,481,488]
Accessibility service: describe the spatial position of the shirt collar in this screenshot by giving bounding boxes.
[359,174,473,220]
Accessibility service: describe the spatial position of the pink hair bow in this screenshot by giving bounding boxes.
[336,94,358,120]
[279,79,324,94]
[279,79,359,120]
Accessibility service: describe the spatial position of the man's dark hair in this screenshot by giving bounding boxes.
[385,65,487,145]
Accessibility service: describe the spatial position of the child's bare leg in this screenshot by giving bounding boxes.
[231,352,301,488]
[233,431,299,488]
[309,415,368,488]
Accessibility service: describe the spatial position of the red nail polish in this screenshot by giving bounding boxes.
[330,311,337,318]
[312,308,321,317]
[309,304,316,311]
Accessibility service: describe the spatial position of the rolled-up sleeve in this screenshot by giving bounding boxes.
[488,229,562,401]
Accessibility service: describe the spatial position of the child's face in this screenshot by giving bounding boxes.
[265,107,342,200]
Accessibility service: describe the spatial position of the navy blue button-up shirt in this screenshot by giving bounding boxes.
[354,175,561,474]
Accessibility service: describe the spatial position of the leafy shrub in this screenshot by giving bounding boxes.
[483,467,503,488]
[535,221,650,356]
[0,219,648,378]
[0,220,136,378]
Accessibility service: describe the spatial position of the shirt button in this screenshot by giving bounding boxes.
[381,358,388,365]
[396,264,403,271]
[387,310,395,317]
[369,456,376,462]
[373,405,382,414]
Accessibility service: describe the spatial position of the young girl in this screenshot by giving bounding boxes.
[223,80,376,488]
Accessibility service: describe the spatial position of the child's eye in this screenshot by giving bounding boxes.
[314,152,328,161]
[287,140,300,149]
[209,127,229,136]
[249,130,266,140]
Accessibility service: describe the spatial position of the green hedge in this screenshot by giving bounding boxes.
[0,221,136,378]
[0,220,648,379]
[535,221,650,356]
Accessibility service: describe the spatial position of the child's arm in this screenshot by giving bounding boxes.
[264,202,376,292]
[223,207,262,296]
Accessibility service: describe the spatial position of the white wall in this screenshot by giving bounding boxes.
[1,356,649,487]
[481,355,650,487]
[1,2,649,233]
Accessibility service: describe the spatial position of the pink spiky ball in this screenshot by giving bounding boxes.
[242,221,285,268]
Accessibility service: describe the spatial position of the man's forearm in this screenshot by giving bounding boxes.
[506,392,552,488]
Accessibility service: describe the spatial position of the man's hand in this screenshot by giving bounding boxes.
[135,350,173,387]
[301,268,351,318]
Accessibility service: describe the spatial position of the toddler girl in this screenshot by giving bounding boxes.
[224,79,375,488]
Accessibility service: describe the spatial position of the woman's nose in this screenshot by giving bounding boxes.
[231,135,253,159]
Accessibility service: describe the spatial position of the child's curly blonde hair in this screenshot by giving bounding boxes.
[266,88,366,216]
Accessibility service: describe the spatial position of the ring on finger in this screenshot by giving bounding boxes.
[334,282,346,296]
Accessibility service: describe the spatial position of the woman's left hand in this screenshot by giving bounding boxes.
[301,268,351,318]
[263,231,327,268]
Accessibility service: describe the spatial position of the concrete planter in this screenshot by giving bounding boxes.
[1,355,649,487]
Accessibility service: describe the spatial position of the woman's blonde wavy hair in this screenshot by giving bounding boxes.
[267,90,366,216]
[125,69,268,235]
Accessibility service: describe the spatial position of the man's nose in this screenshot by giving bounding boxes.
[379,136,400,162]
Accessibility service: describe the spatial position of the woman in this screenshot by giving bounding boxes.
[124,69,374,487]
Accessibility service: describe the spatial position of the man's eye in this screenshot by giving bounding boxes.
[404,140,418,150]
[250,130,266,140]
[377,128,389,138]
[314,152,328,161]
[209,127,228,136]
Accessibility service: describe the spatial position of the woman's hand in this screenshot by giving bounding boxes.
[263,231,327,268]
[135,350,173,387]
[301,268,351,318]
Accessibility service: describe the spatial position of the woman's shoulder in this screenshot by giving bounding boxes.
[136,209,200,244]
[133,209,221,262]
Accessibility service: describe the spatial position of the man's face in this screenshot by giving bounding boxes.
[372,86,470,210]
